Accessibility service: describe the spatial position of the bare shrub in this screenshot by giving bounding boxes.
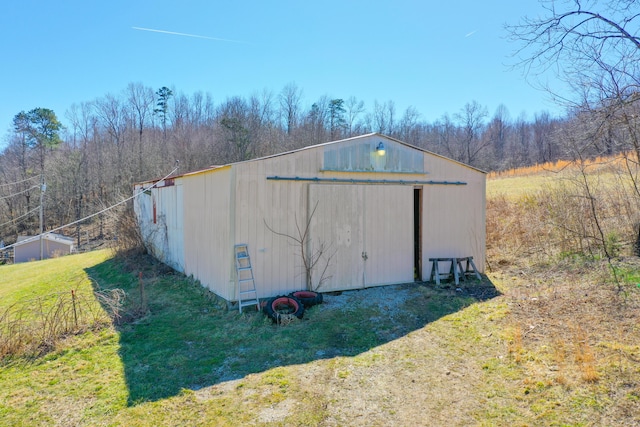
[486,192,556,265]
[541,166,640,260]
[108,202,146,257]
[0,287,126,360]
[488,161,640,269]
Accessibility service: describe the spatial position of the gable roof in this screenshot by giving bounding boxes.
[136,133,486,186]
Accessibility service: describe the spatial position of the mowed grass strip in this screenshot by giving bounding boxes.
[0,249,112,307]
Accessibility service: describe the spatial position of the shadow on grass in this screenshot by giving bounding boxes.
[86,255,500,406]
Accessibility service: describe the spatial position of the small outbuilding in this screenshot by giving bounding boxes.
[134,133,486,303]
[14,233,74,263]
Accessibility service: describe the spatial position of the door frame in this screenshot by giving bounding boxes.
[414,187,423,281]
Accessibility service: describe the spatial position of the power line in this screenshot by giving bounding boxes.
[0,185,39,200]
[1,165,179,252]
[0,175,39,188]
[0,206,39,228]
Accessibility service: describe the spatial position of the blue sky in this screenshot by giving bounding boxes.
[0,0,563,146]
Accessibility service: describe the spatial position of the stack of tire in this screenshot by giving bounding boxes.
[263,290,323,323]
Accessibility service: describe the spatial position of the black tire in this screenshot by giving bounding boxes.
[264,295,304,322]
[288,290,323,308]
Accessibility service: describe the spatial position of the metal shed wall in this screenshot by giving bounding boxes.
[14,236,73,263]
[181,166,235,300]
[230,137,422,297]
[232,148,316,298]
[135,133,486,302]
[228,134,485,299]
[421,153,486,277]
[134,180,184,272]
[307,183,415,291]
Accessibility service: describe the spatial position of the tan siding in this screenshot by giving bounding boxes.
[421,154,486,278]
[182,167,233,300]
[308,184,414,290]
[251,147,321,297]
[234,156,312,299]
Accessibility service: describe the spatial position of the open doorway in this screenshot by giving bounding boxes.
[414,187,422,281]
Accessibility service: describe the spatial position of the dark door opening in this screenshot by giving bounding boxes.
[414,187,422,281]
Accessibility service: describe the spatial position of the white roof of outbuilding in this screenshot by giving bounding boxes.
[16,233,74,246]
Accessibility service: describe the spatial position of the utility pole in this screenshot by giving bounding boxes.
[39,177,46,260]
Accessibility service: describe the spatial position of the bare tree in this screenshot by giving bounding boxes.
[397,105,422,145]
[344,96,365,137]
[508,0,640,116]
[532,111,559,163]
[508,0,640,271]
[0,132,37,233]
[510,113,534,168]
[454,101,489,166]
[433,114,459,160]
[486,104,511,167]
[126,83,155,176]
[248,89,278,156]
[279,82,303,135]
[371,100,396,135]
[95,94,127,168]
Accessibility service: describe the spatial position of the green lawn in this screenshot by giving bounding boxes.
[0,249,112,307]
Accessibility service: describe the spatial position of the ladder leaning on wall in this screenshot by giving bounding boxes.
[234,244,260,313]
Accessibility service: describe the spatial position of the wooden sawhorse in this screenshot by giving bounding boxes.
[428,256,481,285]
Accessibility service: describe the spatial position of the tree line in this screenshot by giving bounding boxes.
[0,81,571,246]
[0,81,615,246]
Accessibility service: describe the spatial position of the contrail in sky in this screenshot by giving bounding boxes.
[132,26,249,44]
[465,30,477,38]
